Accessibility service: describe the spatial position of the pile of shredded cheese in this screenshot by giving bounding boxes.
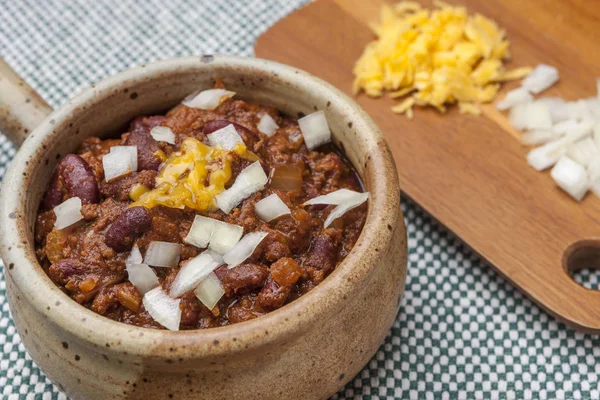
[352,0,531,118]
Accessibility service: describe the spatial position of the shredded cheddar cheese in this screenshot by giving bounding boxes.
[131,138,256,211]
[352,1,532,117]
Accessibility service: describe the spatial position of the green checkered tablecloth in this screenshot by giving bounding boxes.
[1,1,600,399]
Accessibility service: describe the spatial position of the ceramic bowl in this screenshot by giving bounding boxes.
[0,55,406,400]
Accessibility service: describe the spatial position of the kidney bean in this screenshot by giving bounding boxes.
[43,154,99,209]
[124,130,162,171]
[130,115,167,134]
[203,119,260,150]
[214,263,269,296]
[257,276,290,311]
[302,233,339,273]
[104,207,152,252]
[60,154,100,204]
[48,258,81,285]
[42,173,64,209]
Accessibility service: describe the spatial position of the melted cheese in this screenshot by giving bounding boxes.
[353,1,531,117]
[131,138,255,211]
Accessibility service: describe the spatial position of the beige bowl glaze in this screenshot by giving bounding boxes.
[0,55,406,400]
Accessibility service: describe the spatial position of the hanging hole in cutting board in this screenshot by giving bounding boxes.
[563,239,600,291]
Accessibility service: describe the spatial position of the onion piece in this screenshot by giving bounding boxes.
[182,88,235,110]
[303,188,366,206]
[593,123,600,149]
[527,140,567,171]
[127,245,143,265]
[537,97,569,123]
[103,147,138,182]
[209,220,244,254]
[254,194,291,222]
[194,272,225,310]
[184,215,217,248]
[109,146,138,172]
[150,126,176,144]
[550,156,589,201]
[216,161,268,214]
[521,130,562,146]
[184,215,243,254]
[509,102,552,131]
[553,119,581,135]
[53,197,83,230]
[324,192,369,228]
[142,287,181,331]
[224,232,269,268]
[169,253,222,298]
[207,124,243,150]
[127,263,160,295]
[496,87,533,111]
[298,111,331,150]
[257,113,279,137]
[566,138,597,167]
[522,64,559,94]
[144,241,181,267]
[202,249,224,264]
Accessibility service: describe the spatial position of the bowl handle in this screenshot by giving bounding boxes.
[0,58,53,146]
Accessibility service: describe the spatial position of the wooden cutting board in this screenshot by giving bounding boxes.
[256,0,600,332]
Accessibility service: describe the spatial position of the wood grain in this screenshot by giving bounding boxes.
[255,0,600,332]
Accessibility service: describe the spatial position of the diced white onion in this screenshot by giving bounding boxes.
[224,231,268,268]
[324,192,369,228]
[103,148,137,182]
[593,123,600,149]
[202,249,224,264]
[209,220,244,254]
[509,102,552,131]
[566,138,597,167]
[194,272,225,310]
[550,156,589,201]
[182,88,235,110]
[127,263,160,295]
[216,161,268,214]
[585,98,600,120]
[298,111,331,150]
[169,253,222,298]
[553,119,581,135]
[109,146,138,172]
[53,197,83,230]
[597,78,600,101]
[588,157,600,182]
[184,215,217,248]
[257,113,279,137]
[496,87,533,111]
[536,97,569,123]
[142,287,181,331]
[526,140,566,171]
[184,215,243,254]
[521,130,562,146]
[144,241,181,267]
[303,188,366,206]
[127,245,143,265]
[590,181,600,198]
[150,126,176,144]
[522,64,559,94]
[207,124,243,150]
[254,194,291,222]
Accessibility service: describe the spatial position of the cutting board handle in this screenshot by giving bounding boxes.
[0,58,53,146]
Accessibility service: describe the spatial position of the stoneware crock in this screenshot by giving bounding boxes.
[0,55,406,400]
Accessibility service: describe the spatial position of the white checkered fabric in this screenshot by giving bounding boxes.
[1,1,600,399]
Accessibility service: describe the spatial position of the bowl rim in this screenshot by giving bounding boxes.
[0,55,401,358]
